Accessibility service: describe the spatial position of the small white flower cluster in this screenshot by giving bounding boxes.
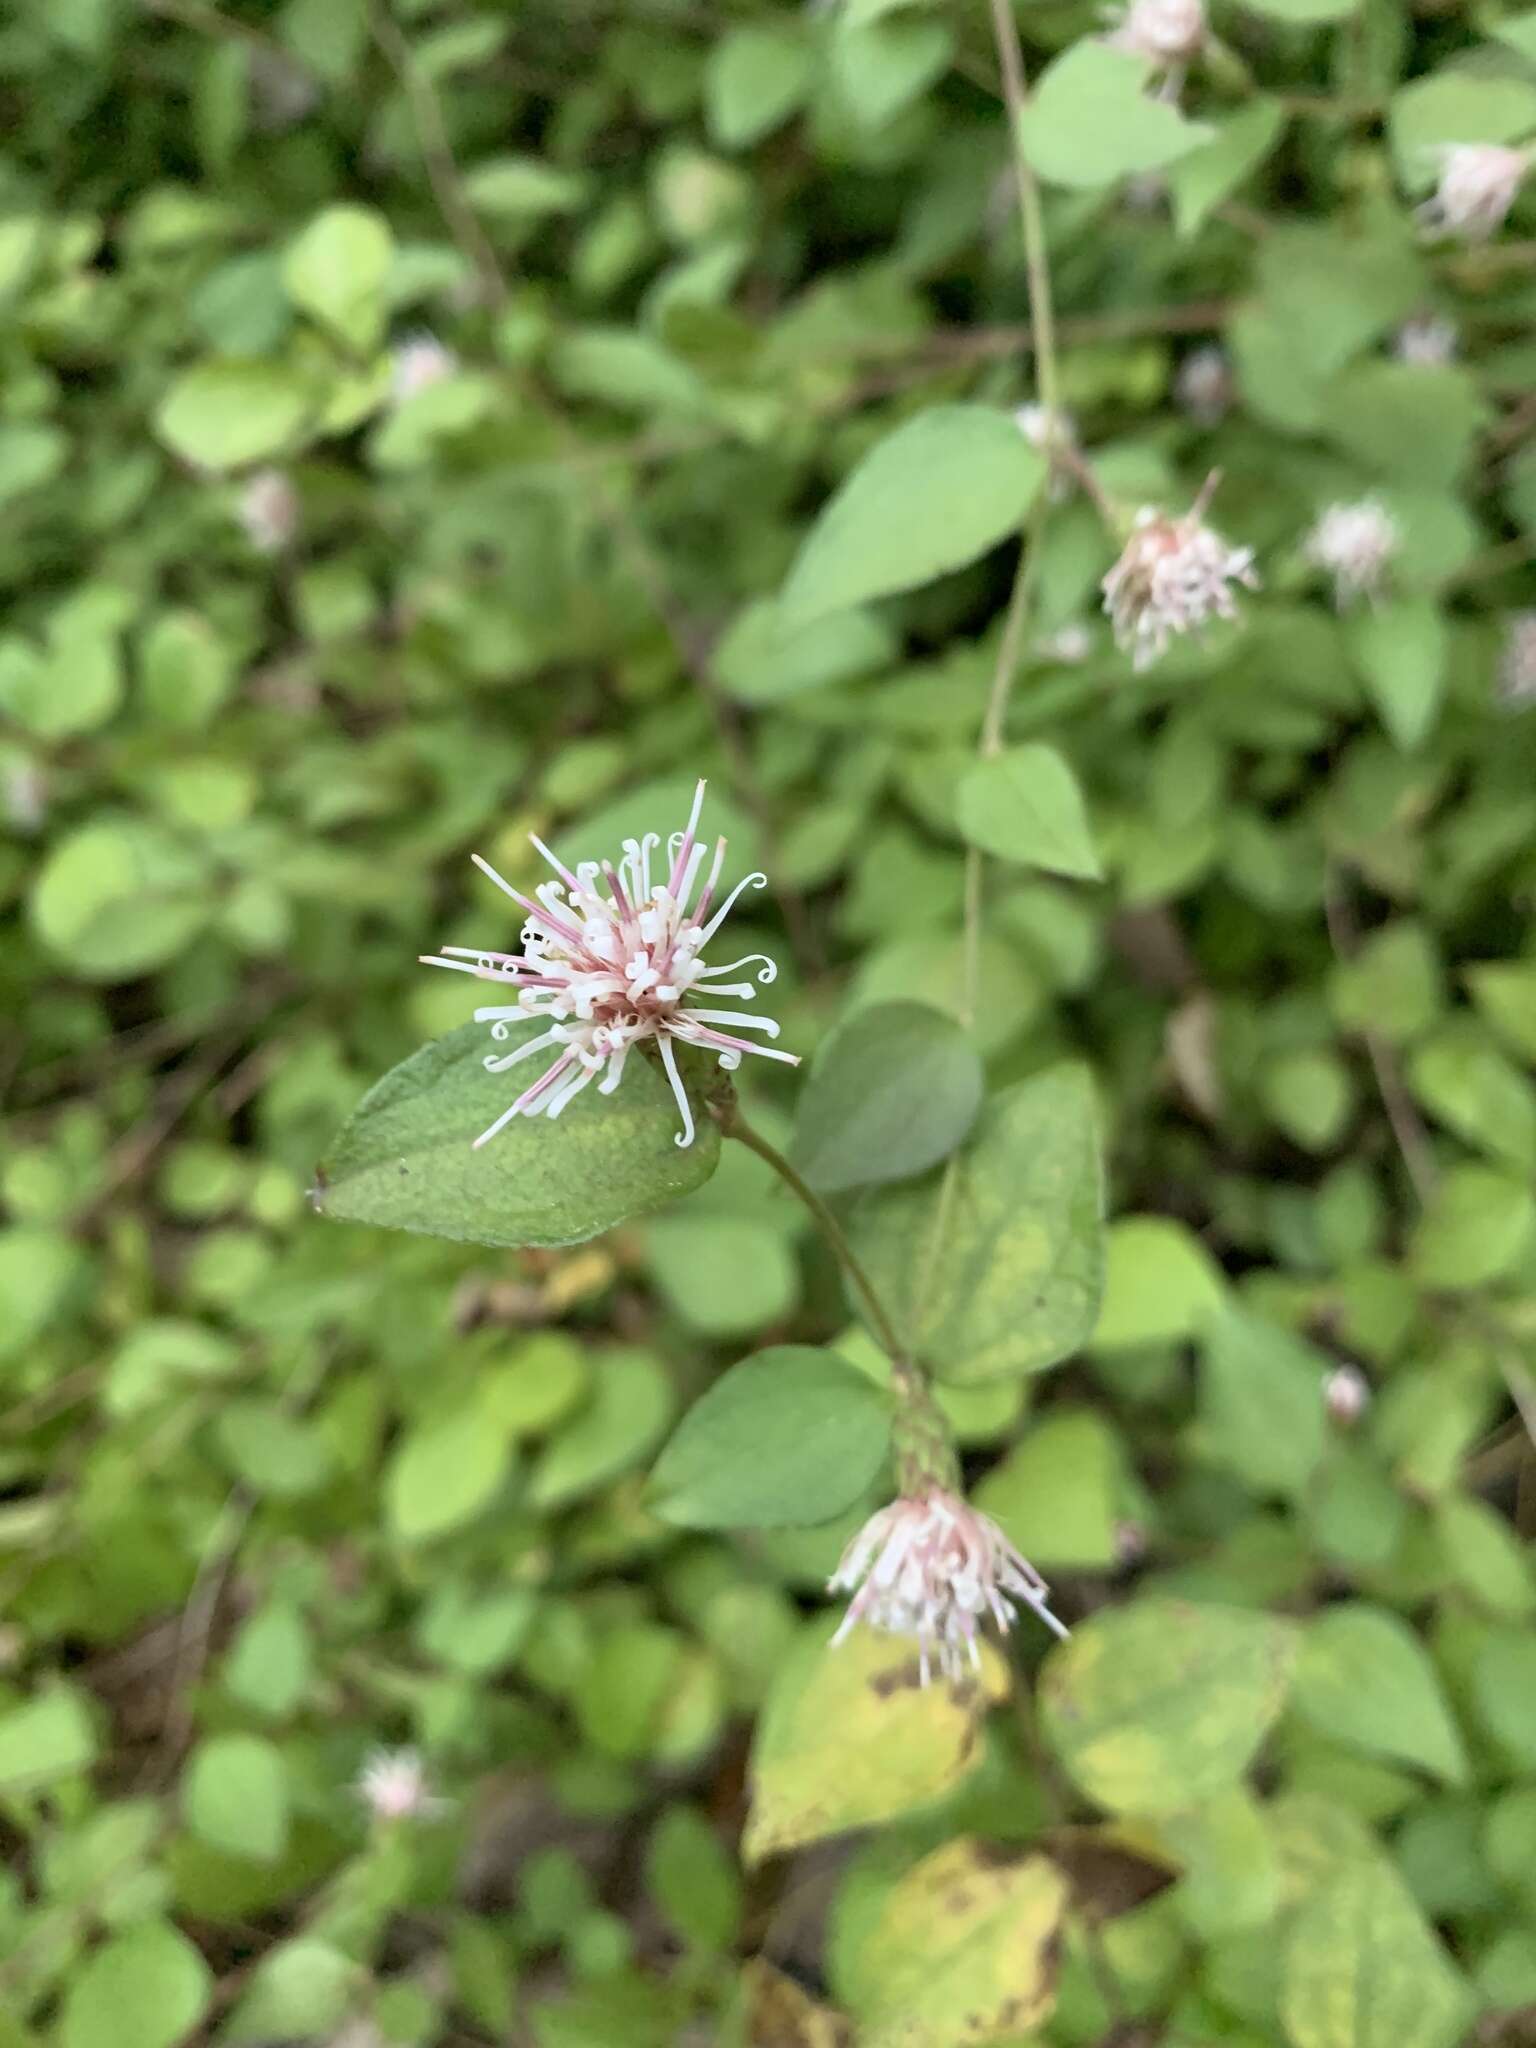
[1419,144,1530,242]
[391,332,459,404]
[829,1489,1067,1686]
[1303,497,1399,609]
[356,1748,446,1822]
[1105,0,1205,67]
[424,780,796,1150]
[1100,477,1258,671]
[236,469,298,554]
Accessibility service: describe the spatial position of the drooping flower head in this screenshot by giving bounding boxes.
[1100,474,1259,671]
[423,780,797,1150]
[1394,312,1458,367]
[1304,497,1399,609]
[1499,610,1536,708]
[829,1490,1068,1687]
[356,1747,446,1822]
[1105,0,1205,67]
[391,331,459,404]
[236,468,298,554]
[1419,144,1530,242]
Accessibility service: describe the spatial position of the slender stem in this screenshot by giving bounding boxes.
[962,0,1062,1025]
[717,1102,910,1370]
[988,0,1060,417]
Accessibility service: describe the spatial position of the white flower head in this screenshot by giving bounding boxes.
[1304,497,1399,609]
[236,468,298,554]
[1105,0,1205,66]
[1499,610,1536,707]
[423,780,798,1149]
[829,1489,1068,1687]
[1101,474,1259,671]
[1175,345,1234,428]
[1419,144,1530,242]
[356,1748,447,1822]
[1324,1364,1370,1427]
[1394,313,1458,367]
[392,331,459,404]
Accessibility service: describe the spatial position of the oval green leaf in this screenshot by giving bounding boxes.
[649,1346,892,1530]
[957,744,1102,880]
[314,1021,720,1250]
[779,405,1045,630]
[791,1001,984,1194]
[848,1064,1104,1382]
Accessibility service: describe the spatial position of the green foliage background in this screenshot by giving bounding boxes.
[5,0,1536,2042]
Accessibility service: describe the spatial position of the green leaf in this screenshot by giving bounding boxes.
[283,204,393,350]
[1292,1604,1468,1784]
[790,1001,984,1193]
[1243,0,1358,20]
[223,1941,359,2044]
[829,15,953,131]
[1467,961,1536,1064]
[0,1684,97,1791]
[60,1922,212,2048]
[527,1349,674,1509]
[0,422,66,507]
[387,1407,513,1543]
[30,818,209,981]
[183,1733,291,1862]
[705,24,812,149]
[957,744,1102,880]
[1322,367,1485,491]
[644,1216,799,1337]
[973,1408,1121,1567]
[1091,1216,1226,1350]
[1167,100,1287,237]
[1021,42,1212,190]
[779,406,1045,630]
[1410,1165,1536,1288]
[154,358,311,471]
[646,1805,743,1953]
[1040,1600,1297,1816]
[850,1840,1068,2048]
[1198,1309,1329,1496]
[316,1021,721,1250]
[1281,1863,1471,2048]
[649,1346,892,1529]
[848,1065,1103,1383]
[713,599,896,704]
[1408,1021,1536,1171]
[462,157,591,220]
[743,1622,1005,1862]
[1346,597,1446,751]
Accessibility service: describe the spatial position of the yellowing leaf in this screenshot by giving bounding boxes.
[1281,1862,1471,2048]
[743,1623,1005,1863]
[852,1839,1069,2048]
[1041,1600,1297,1816]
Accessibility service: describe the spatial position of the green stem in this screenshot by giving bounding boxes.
[715,1101,910,1369]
